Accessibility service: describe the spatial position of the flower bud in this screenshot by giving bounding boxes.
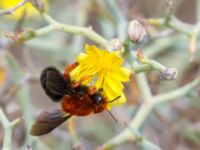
[106,39,124,52]
[136,49,149,64]
[5,29,36,43]
[128,20,147,42]
[160,68,177,80]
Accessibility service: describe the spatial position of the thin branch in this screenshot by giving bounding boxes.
[0,0,28,16]
[0,108,9,127]
[33,24,108,46]
[152,76,200,105]
[133,59,166,74]
[40,13,109,46]
[0,108,21,150]
[133,62,153,102]
[196,0,200,22]
[5,52,34,144]
[148,17,192,35]
[163,0,174,24]
[5,16,109,46]
[102,103,153,149]
[102,76,200,148]
[67,117,83,149]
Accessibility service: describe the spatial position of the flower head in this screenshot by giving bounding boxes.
[70,45,130,109]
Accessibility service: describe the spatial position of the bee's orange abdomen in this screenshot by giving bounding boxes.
[61,95,94,116]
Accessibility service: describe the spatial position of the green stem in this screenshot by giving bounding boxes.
[0,108,11,150]
[147,60,166,71]
[130,50,167,74]
[152,76,200,105]
[196,0,200,22]
[3,126,12,150]
[102,76,200,149]
[168,17,191,35]
[148,17,191,35]
[134,64,153,73]
[40,13,109,46]
[0,108,21,150]
[5,52,34,144]
[35,24,57,37]
[133,59,166,74]
[102,103,153,149]
[131,59,153,103]
[135,73,152,101]
[164,0,173,25]
[0,109,9,126]
[40,13,58,25]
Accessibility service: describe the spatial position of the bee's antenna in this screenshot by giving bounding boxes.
[105,96,121,103]
[104,96,121,122]
[106,109,119,123]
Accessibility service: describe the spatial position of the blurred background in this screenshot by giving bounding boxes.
[0,0,200,150]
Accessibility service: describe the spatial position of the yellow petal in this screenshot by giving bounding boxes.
[110,67,131,82]
[95,72,105,89]
[76,53,87,62]
[104,74,123,93]
[85,44,100,57]
[103,81,122,101]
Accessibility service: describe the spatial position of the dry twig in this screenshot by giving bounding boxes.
[0,0,28,16]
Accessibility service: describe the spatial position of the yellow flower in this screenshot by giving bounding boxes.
[0,0,47,19]
[0,67,6,86]
[70,45,130,109]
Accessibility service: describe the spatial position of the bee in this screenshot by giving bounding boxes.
[30,63,119,136]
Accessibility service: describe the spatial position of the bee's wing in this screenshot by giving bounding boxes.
[30,109,72,136]
[40,67,74,102]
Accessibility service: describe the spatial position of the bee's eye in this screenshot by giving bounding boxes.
[91,93,103,104]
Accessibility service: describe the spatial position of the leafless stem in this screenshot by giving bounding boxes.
[0,0,28,16]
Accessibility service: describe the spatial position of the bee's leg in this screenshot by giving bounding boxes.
[63,62,78,80]
[88,86,97,95]
[72,75,92,88]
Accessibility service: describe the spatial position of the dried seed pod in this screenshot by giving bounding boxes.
[160,68,177,80]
